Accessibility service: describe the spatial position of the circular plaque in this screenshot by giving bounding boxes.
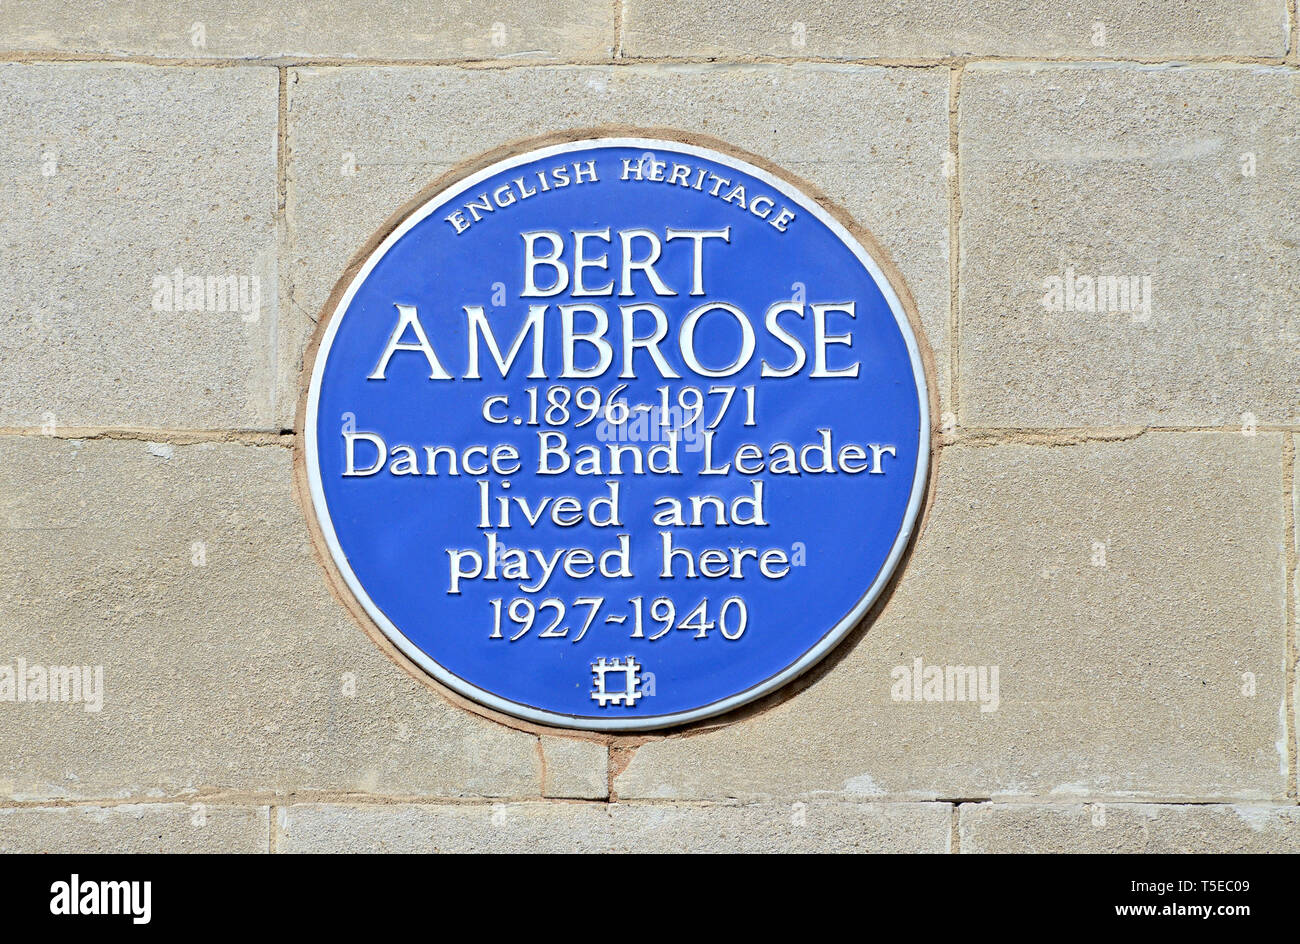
[303,135,930,730]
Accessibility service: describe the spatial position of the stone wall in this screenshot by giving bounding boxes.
[0,2,1296,853]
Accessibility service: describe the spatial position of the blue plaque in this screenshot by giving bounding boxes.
[303,135,931,730]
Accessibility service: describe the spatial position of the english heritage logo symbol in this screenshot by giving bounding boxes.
[301,133,931,730]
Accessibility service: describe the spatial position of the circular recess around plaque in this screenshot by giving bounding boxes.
[299,131,934,731]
